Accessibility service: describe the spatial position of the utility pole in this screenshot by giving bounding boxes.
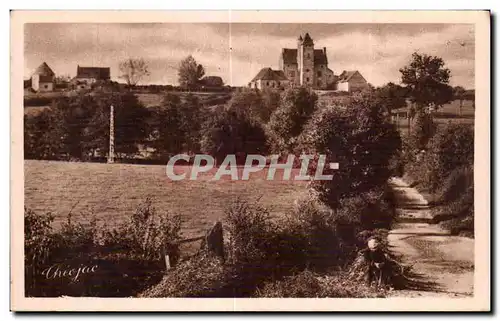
[108,105,115,164]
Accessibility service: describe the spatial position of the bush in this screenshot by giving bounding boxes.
[99,198,182,260]
[25,199,182,297]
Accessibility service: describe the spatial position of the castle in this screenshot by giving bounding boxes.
[249,33,368,92]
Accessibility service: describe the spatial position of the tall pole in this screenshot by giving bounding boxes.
[108,105,115,164]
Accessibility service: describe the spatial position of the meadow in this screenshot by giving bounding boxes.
[392,99,475,135]
[24,160,307,238]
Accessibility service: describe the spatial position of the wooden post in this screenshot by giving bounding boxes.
[205,221,224,261]
[108,105,115,164]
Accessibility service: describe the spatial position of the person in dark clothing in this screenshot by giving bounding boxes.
[362,237,391,287]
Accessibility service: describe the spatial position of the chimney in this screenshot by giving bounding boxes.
[323,47,327,54]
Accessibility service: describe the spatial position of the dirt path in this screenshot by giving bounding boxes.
[388,177,474,298]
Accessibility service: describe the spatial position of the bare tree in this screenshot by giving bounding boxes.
[119,58,150,86]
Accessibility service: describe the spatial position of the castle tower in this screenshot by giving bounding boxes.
[298,33,314,86]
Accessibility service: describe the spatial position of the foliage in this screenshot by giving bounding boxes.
[374,82,407,114]
[200,109,269,164]
[424,123,474,191]
[149,93,204,159]
[25,199,182,297]
[399,52,453,112]
[119,58,150,86]
[407,111,438,152]
[24,92,150,161]
[178,55,205,90]
[298,94,401,208]
[267,87,318,153]
[100,198,183,260]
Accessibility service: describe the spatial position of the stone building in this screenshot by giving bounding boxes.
[279,33,335,89]
[31,62,55,92]
[336,70,369,92]
[248,68,290,90]
[249,33,369,92]
[71,65,111,90]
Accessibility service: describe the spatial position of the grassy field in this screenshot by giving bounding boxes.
[24,160,307,239]
[392,100,475,135]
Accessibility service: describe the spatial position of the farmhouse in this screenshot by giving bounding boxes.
[336,70,369,92]
[249,33,369,92]
[31,62,55,92]
[71,65,111,90]
[249,68,290,90]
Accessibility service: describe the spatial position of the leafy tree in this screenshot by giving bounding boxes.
[400,52,453,133]
[200,109,268,164]
[267,87,318,153]
[453,86,467,116]
[400,52,453,111]
[178,55,205,90]
[150,93,204,159]
[374,82,407,114]
[298,94,401,209]
[119,58,150,86]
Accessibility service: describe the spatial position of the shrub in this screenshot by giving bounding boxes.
[418,123,474,192]
[99,198,183,260]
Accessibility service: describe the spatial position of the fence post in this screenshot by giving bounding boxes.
[205,221,224,261]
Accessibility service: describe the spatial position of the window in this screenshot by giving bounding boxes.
[277,81,280,86]
[306,69,310,72]
[307,53,311,58]
[267,81,270,86]
[306,77,310,82]
[44,85,48,89]
[318,71,322,77]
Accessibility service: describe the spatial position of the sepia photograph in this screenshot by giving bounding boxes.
[10,10,490,311]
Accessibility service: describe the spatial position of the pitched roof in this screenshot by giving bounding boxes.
[251,68,288,82]
[33,62,55,77]
[76,66,111,80]
[338,70,361,82]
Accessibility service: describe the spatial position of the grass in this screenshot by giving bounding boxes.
[24,160,307,239]
[392,100,475,135]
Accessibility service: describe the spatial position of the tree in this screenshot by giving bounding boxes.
[200,109,268,164]
[119,58,150,86]
[298,94,401,209]
[267,87,318,153]
[400,52,453,110]
[374,82,407,115]
[453,86,466,116]
[399,52,453,133]
[150,93,204,159]
[178,55,205,90]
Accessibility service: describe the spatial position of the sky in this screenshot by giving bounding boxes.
[24,23,475,89]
